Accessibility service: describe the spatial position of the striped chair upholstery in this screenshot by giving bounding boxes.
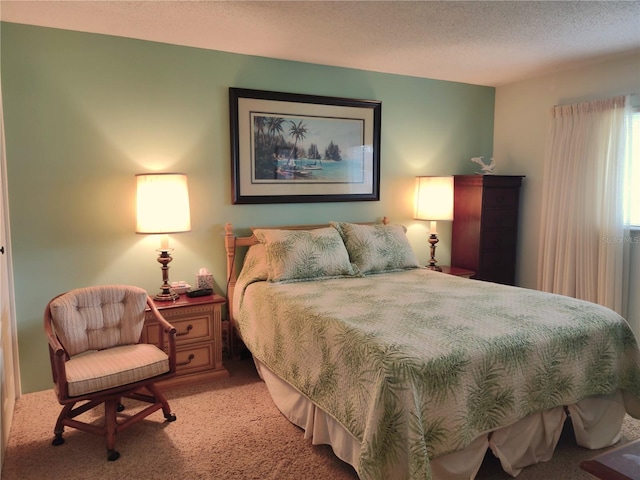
[49,285,148,356]
[49,285,169,397]
[62,343,169,397]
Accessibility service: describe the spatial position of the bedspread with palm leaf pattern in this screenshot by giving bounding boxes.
[234,267,640,480]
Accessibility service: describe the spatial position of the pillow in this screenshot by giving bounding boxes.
[238,244,269,283]
[331,222,419,274]
[253,227,356,283]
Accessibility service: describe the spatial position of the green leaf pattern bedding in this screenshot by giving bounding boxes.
[235,266,640,480]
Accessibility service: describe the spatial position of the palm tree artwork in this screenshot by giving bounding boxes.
[251,114,349,181]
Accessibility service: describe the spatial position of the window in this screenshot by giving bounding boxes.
[624,110,640,228]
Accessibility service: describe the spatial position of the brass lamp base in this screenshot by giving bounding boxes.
[154,249,179,301]
[154,291,179,302]
[427,233,442,271]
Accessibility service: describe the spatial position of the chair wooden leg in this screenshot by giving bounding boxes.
[51,386,174,460]
[104,399,120,461]
[52,402,75,446]
[146,384,176,421]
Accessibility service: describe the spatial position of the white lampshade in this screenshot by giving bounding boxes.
[136,173,192,234]
[413,176,454,221]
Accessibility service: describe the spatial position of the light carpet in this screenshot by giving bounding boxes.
[2,359,638,480]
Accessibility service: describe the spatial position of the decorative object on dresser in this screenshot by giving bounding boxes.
[470,156,496,174]
[413,176,454,271]
[135,173,192,301]
[451,175,524,285]
[142,294,229,388]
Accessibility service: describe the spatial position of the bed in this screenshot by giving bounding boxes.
[224,219,640,480]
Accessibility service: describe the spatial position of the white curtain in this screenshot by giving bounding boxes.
[537,96,631,318]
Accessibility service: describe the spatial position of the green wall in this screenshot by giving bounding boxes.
[1,22,495,393]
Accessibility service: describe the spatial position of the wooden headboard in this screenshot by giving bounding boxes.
[223,217,389,358]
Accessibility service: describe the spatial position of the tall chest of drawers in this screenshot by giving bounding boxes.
[451,175,524,285]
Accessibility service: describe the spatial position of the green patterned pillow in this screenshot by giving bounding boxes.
[331,222,419,274]
[253,227,356,283]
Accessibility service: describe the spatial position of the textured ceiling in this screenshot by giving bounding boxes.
[1,0,639,86]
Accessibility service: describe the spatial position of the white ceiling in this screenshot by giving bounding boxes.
[1,0,639,87]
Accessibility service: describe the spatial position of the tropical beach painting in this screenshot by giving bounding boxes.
[230,88,381,204]
[253,114,366,183]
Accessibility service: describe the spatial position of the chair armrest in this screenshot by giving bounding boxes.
[145,297,178,373]
[45,324,65,355]
[44,303,70,399]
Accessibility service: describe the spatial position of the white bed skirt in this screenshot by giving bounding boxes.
[254,359,629,479]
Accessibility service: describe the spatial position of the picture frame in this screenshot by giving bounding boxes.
[229,88,381,204]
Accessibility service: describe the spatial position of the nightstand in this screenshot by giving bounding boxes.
[439,266,475,278]
[142,294,229,389]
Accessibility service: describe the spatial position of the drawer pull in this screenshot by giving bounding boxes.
[177,353,195,367]
[177,324,194,337]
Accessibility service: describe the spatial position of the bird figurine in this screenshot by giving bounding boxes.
[470,156,496,174]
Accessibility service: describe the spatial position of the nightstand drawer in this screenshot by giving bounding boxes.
[143,294,229,388]
[175,343,215,375]
[144,315,214,346]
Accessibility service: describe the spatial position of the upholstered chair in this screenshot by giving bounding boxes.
[44,285,177,461]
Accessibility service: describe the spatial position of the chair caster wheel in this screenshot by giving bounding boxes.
[107,449,120,461]
[116,403,125,412]
[165,413,177,422]
[52,434,64,446]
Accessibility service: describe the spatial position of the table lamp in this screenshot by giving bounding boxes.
[413,176,454,271]
[136,173,191,301]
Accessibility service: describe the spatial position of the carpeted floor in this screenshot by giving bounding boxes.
[2,359,638,480]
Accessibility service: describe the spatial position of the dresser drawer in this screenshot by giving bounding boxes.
[481,229,517,251]
[175,343,215,375]
[483,187,519,208]
[479,251,517,284]
[481,208,518,230]
[143,315,214,346]
[480,250,517,269]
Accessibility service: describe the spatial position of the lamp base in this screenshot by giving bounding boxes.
[427,233,442,271]
[154,291,179,302]
[154,249,178,301]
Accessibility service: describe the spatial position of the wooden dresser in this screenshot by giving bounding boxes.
[143,294,229,388]
[451,175,524,285]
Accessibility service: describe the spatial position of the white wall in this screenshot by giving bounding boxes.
[494,50,640,336]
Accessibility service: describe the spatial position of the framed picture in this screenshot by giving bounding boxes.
[229,88,381,204]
